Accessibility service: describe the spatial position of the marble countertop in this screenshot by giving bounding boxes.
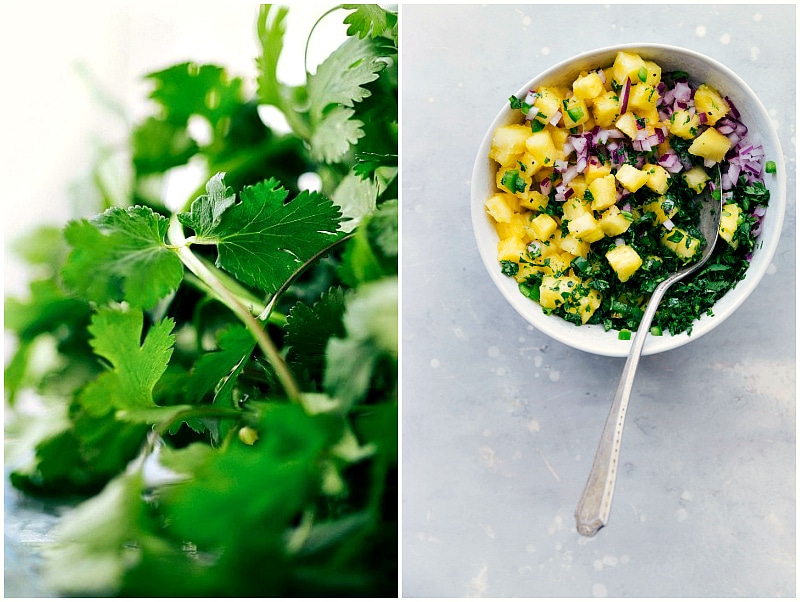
[400,4,795,598]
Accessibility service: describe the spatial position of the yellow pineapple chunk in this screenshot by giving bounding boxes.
[641,60,661,86]
[592,90,621,127]
[584,158,612,184]
[530,213,558,241]
[688,127,732,163]
[569,175,588,201]
[661,227,701,262]
[562,196,591,221]
[643,163,670,194]
[567,212,604,243]
[559,233,590,258]
[615,112,640,139]
[718,203,741,247]
[606,244,643,282]
[573,71,605,100]
[682,165,710,193]
[612,51,646,86]
[643,196,678,224]
[566,288,603,324]
[546,126,569,160]
[669,109,700,140]
[495,165,532,195]
[489,124,530,164]
[694,83,730,126]
[525,130,557,170]
[533,87,564,123]
[599,205,633,236]
[519,189,549,212]
[497,235,527,261]
[628,84,659,113]
[589,173,617,211]
[485,193,516,223]
[563,97,590,129]
[615,163,649,192]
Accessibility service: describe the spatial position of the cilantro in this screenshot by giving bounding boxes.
[500,260,519,277]
[5,5,398,597]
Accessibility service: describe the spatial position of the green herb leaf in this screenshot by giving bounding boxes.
[62,206,184,309]
[179,175,343,296]
[78,307,175,417]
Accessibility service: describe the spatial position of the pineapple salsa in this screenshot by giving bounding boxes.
[484,50,771,337]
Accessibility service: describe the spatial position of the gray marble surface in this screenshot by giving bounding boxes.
[401,4,795,598]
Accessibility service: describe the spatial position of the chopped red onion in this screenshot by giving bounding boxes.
[619,77,631,114]
[549,110,562,126]
[662,218,675,231]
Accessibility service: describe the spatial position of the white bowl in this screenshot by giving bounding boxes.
[471,44,786,357]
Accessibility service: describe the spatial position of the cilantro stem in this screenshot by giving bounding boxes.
[168,216,303,403]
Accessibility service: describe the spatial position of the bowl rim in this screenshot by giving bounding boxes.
[471,42,787,357]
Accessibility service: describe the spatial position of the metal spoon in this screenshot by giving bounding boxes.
[575,172,722,537]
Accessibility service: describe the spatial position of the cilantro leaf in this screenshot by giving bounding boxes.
[78,307,175,417]
[187,324,256,402]
[285,287,347,390]
[131,116,199,175]
[342,4,398,40]
[146,62,244,132]
[309,105,366,163]
[62,206,184,309]
[308,36,386,120]
[179,176,343,296]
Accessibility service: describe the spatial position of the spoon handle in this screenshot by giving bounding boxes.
[574,282,668,537]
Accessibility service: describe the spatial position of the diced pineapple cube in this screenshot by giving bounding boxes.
[643,163,670,194]
[688,127,732,163]
[533,87,564,122]
[599,205,633,236]
[584,158,612,184]
[489,124,530,164]
[643,195,678,224]
[606,244,643,282]
[562,196,591,221]
[566,288,603,324]
[612,51,646,86]
[591,90,621,127]
[694,83,730,126]
[661,227,701,262]
[485,193,516,223]
[589,173,617,211]
[530,213,558,241]
[641,60,661,86]
[496,165,532,195]
[615,163,649,192]
[573,71,605,100]
[519,189,549,211]
[567,212,604,243]
[628,84,659,112]
[508,213,533,241]
[525,130,557,170]
[718,203,741,247]
[538,274,580,308]
[559,233,590,258]
[497,235,527,261]
[563,97,590,129]
[669,109,700,139]
[569,175,588,201]
[615,112,640,139]
[546,126,569,160]
[682,165,710,193]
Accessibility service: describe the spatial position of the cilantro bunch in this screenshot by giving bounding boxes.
[5,4,398,597]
